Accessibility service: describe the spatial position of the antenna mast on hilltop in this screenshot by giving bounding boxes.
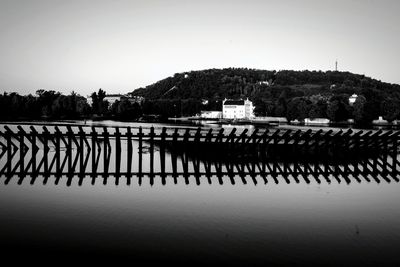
[335,60,338,71]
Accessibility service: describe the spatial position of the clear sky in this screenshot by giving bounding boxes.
[0,0,399,96]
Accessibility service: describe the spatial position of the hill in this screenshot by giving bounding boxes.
[130,68,400,123]
[131,68,400,100]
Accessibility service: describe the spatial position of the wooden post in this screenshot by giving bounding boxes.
[160,127,166,179]
[311,130,323,178]
[138,127,143,180]
[393,133,398,178]
[82,128,91,177]
[77,126,85,178]
[182,129,190,176]
[66,126,80,172]
[18,127,25,177]
[67,127,73,178]
[332,130,343,183]
[270,129,281,178]
[281,130,291,178]
[31,127,38,178]
[361,131,372,178]
[382,131,389,178]
[352,131,362,179]
[260,130,268,180]
[302,130,310,179]
[291,130,301,179]
[237,129,249,175]
[55,127,61,177]
[126,127,132,182]
[372,131,382,178]
[91,126,97,178]
[193,127,201,177]
[225,128,236,177]
[6,130,12,177]
[103,127,110,180]
[204,129,213,177]
[342,130,352,179]
[115,127,121,179]
[149,127,154,178]
[171,128,178,179]
[251,129,257,178]
[0,131,7,176]
[215,129,224,178]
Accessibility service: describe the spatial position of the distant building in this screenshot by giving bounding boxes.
[125,95,144,104]
[200,111,222,119]
[349,94,358,105]
[304,118,330,125]
[201,99,209,105]
[87,93,143,108]
[104,94,124,105]
[258,80,271,86]
[222,98,254,119]
[86,96,93,106]
[372,116,389,125]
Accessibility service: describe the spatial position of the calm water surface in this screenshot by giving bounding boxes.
[0,121,399,266]
[1,177,400,266]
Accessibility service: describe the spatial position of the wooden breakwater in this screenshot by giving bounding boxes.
[0,124,399,185]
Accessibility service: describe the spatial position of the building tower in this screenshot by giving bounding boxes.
[335,60,338,71]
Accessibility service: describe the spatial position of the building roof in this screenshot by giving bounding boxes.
[224,100,245,105]
[105,94,124,98]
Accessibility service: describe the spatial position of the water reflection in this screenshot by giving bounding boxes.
[1,123,400,265]
[1,175,400,265]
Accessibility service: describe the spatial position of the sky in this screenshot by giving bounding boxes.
[0,0,399,96]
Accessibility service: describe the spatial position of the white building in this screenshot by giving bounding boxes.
[349,94,358,105]
[104,94,124,105]
[200,111,222,119]
[304,118,330,125]
[222,98,254,119]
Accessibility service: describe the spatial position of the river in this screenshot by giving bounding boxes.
[0,120,399,266]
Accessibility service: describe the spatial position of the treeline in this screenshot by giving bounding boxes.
[132,68,400,123]
[2,68,400,123]
[275,93,400,124]
[252,87,400,123]
[0,90,91,120]
[0,89,202,121]
[0,89,134,121]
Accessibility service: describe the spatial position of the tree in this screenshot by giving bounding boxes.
[181,99,201,116]
[91,92,98,114]
[352,95,367,124]
[76,96,90,117]
[308,95,328,119]
[360,88,383,122]
[382,98,400,122]
[274,91,287,117]
[286,97,311,121]
[90,89,108,115]
[327,94,351,122]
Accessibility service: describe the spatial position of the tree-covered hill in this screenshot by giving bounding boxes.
[131,68,400,123]
[131,68,400,100]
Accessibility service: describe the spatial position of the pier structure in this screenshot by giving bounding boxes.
[0,124,399,185]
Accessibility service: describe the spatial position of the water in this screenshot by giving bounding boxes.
[0,121,399,266]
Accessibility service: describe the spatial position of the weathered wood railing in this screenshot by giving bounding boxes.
[0,124,399,185]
